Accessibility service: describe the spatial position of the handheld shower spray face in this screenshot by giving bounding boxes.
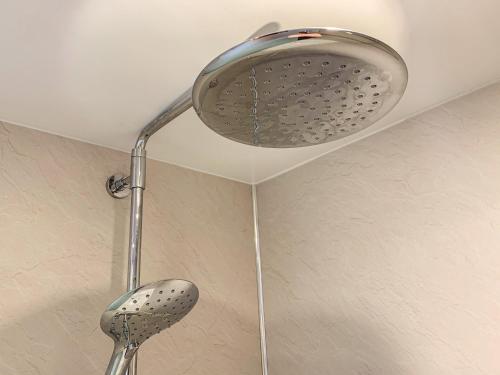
[192,28,408,148]
[100,279,199,375]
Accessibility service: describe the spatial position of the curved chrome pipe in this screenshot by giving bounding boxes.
[132,23,281,150]
[134,88,193,150]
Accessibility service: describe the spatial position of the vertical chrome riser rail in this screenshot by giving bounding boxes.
[252,185,269,375]
[105,92,192,375]
[125,147,146,375]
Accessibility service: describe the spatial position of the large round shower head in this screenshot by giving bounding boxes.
[192,28,408,148]
[100,279,199,375]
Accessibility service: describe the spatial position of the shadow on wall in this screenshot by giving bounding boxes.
[110,197,128,293]
[0,181,394,374]
[0,202,129,375]
[267,311,404,375]
[0,193,260,374]
[0,294,116,375]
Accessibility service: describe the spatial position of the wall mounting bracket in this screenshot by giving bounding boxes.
[106,174,130,199]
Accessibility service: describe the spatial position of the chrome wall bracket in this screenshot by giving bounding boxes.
[106,174,131,199]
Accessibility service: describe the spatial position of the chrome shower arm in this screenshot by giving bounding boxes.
[134,88,193,150]
[106,88,192,196]
[132,22,280,150]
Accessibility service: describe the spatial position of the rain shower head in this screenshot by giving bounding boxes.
[192,27,408,148]
[100,279,199,375]
[102,24,408,375]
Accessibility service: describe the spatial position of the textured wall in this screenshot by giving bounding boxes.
[0,122,260,375]
[257,82,500,375]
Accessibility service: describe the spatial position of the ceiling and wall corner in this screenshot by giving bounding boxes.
[256,82,500,375]
[0,0,499,183]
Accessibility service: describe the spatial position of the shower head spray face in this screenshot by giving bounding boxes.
[100,279,199,375]
[192,28,408,148]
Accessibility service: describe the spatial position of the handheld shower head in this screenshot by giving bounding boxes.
[192,28,408,147]
[100,279,199,375]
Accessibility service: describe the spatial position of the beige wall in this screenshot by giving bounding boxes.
[0,122,261,375]
[257,82,500,375]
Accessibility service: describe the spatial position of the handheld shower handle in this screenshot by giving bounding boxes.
[105,342,139,375]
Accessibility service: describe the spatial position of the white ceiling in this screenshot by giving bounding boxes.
[1,0,499,183]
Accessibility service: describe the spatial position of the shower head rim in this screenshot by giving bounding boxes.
[196,27,406,76]
[192,27,408,148]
